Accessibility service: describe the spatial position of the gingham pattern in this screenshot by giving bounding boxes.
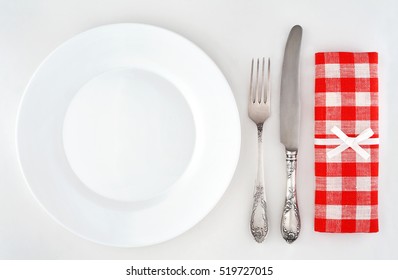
[314,52,379,233]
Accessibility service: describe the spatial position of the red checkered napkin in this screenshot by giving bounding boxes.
[314,52,379,233]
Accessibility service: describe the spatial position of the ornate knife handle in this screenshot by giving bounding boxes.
[250,124,268,243]
[281,150,300,243]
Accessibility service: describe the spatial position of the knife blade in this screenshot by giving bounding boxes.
[279,25,302,244]
[280,25,302,150]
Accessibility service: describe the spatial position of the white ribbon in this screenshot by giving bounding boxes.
[314,126,379,160]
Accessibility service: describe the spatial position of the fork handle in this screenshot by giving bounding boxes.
[281,150,300,243]
[250,124,268,243]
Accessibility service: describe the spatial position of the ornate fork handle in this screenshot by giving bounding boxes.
[281,150,300,243]
[250,123,268,243]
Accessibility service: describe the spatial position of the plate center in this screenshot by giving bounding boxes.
[63,68,195,202]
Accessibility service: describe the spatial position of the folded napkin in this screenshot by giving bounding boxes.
[314,52,379,233]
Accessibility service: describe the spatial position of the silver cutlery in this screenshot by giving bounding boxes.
[280,25,303,244]
[248,57,271,243]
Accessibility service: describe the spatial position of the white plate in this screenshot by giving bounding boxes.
[16,24,240,247]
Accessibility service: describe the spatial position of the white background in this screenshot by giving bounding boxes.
[1,0,397,259]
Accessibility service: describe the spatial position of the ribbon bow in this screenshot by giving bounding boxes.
[327,126,375,160]
[314,126,379,160]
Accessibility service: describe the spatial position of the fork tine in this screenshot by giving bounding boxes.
[249,58,254,103]
[266,58,271,104]
[255,58,260,103]
[261,57,265,103]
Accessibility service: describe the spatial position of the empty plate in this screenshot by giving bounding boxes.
[17,23,240,247]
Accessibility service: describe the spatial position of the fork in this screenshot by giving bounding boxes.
[248,57,271,243]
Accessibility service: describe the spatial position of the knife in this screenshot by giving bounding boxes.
[280,25,302,244]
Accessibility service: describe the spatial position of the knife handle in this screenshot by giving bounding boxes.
[250,124,268,243]
[281,150,300,243]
